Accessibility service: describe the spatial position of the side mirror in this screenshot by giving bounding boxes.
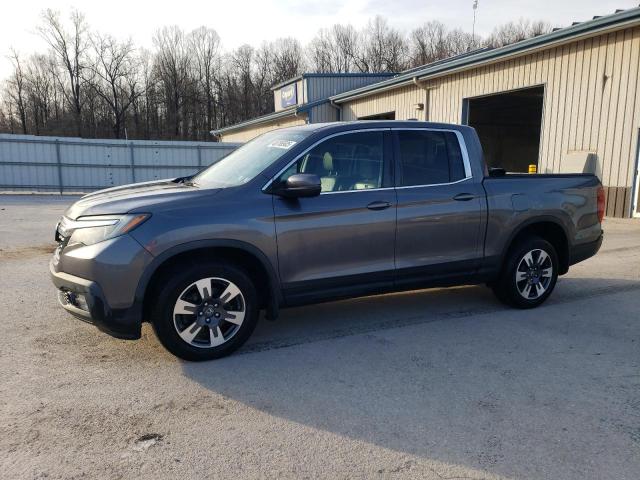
[273,174,321,198]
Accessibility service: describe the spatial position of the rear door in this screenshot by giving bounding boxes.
[393,128,484,287]
[272,129,397,304]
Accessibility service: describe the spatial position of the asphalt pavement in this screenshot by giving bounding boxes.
[1,194,639,479]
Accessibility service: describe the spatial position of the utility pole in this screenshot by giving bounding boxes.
[472,0,479,47]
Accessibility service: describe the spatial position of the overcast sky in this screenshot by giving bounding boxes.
[2,0,638,79]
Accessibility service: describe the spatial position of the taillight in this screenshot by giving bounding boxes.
[597,185,605,223]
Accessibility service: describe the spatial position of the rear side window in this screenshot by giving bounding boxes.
[397,130,466,186]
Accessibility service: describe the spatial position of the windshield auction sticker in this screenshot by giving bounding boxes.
[268,140,297,149]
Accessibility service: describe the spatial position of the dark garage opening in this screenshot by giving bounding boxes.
[465,86,544,173]
[359,111,396,120]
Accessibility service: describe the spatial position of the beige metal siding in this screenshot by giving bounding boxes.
[219,114,307,143]
[342,26,640,216]
[342,85,428,121]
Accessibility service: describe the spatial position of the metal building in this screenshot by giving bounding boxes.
[212,73,395,142]
[216,7,640,218]
[333,8,640,218]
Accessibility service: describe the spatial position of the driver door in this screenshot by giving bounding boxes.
[272,129,396,305]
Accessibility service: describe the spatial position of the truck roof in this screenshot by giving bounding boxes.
[287,120,473,135]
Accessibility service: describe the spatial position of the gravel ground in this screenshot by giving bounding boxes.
[1,194,639,479]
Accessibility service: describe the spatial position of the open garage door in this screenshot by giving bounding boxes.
[358,111,396,120]
[465,86,544,173]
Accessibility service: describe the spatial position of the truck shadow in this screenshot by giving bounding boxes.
[181,276,640,478]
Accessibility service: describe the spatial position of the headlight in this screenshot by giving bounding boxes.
[67,214,150,246]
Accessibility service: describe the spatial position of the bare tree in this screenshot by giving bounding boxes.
[271,38,305,83]
[153,26,191,138]
[357,17,408,72]
[254,44,274,114]
[307,24,358,73]
[6,50,29,134]
[25,54,56,134]
[307,29,332,73]
[333,25,359,72]
[0,6,557,140]
[38,9,88,136]
[231,45,255,120]
[0,104,10,133]
[445,29,476,56]
[486,19,552,48]
[86,34,143,138]
[131,48,158,138]
[188,27,221,136]
[409,21,449,66]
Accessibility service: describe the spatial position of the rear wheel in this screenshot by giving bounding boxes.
[492,236,558,309]
[151,262,259,361]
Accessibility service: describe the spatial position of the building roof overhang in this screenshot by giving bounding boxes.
[330,7,640,104]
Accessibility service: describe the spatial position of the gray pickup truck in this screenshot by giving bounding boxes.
[50,121,604,360]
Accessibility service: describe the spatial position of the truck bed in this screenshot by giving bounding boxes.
[481,173,603,272]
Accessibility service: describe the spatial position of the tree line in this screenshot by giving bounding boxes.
[0,9,551,141]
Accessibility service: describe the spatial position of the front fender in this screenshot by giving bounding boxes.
[133,239,283,321]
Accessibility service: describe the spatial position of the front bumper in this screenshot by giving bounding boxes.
[50,261,143,339]
[49,233,154,340]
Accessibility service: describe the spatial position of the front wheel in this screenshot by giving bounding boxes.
[492,236,559,309]
[151,262,259,361]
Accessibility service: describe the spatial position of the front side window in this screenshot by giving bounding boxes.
[397,130,466,186]
[278,131,385,192]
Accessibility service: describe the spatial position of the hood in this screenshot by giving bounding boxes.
[64,178,219,219]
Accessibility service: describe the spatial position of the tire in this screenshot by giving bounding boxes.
[151,261,259,361]
[492,236,559,309]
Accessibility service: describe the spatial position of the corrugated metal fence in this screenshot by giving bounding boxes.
[0,134,241,193]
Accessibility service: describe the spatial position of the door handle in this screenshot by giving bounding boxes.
[453,193,476,201]
[367,201,391,211]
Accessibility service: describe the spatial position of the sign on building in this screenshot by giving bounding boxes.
[280,83,297,108]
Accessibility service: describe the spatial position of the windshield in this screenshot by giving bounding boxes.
[194,129,312,187]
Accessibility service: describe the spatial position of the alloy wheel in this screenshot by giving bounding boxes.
[172,277,246,348]
[515,249,553,300]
